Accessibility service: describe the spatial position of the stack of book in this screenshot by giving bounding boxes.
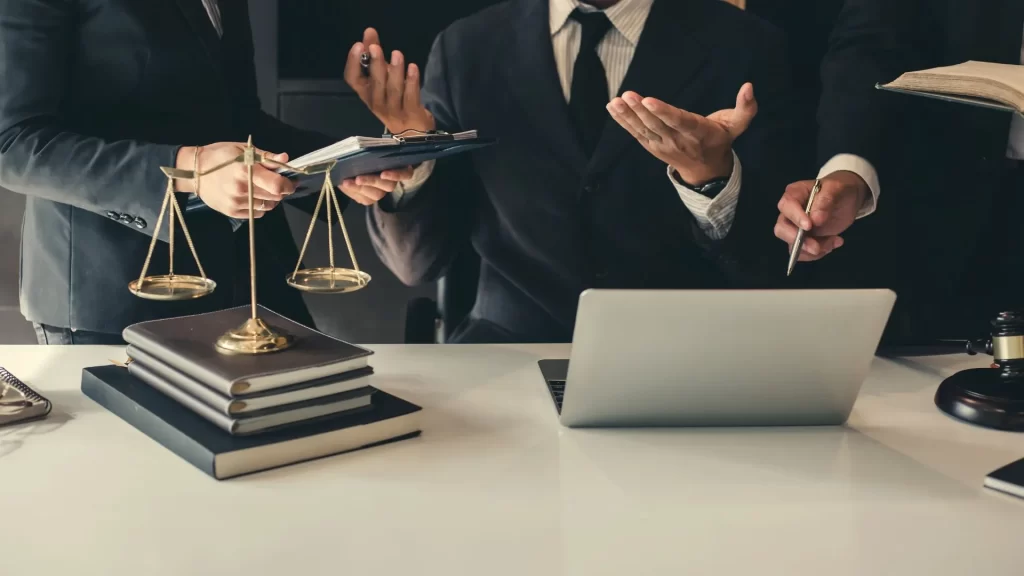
[81,305,421,480]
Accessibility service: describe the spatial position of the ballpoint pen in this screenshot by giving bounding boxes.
[786,178,822,277]
[360,52,371,76]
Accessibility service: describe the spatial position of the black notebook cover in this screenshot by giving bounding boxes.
[82,365,422,480]
[984,457,1024,500]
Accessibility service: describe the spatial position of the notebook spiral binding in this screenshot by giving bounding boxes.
[1,367,46,404]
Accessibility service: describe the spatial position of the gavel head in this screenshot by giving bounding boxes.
[991,311,1024,380]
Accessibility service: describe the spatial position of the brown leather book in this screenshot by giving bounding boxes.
[122,305,373,397]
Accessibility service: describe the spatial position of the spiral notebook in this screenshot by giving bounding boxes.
[0,367,52,427]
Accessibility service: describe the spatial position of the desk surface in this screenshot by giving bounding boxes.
[1,344,1023,576]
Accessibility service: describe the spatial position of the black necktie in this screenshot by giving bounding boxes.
[568,9,613,157]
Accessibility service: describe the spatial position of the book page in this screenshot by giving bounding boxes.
[887,61,1024,112]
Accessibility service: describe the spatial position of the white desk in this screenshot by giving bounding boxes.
[1,344,1023,576]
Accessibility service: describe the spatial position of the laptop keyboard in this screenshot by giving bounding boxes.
[546,379,566,413]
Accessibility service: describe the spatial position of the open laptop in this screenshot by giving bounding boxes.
[539,289,896,428]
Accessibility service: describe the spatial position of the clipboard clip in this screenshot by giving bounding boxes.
[385,128,454,144]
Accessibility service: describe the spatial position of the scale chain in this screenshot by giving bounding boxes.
[325,176,334,270]
[327,175,360,274]
[168,181,175,277]
[136,180,173,289]
[170,183,207,279]
[291,179,326,278]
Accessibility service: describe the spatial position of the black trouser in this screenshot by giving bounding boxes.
[33,323,126,345]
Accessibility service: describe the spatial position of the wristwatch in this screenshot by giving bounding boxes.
[671,169,730,198]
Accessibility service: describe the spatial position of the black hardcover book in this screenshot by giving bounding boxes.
[82,366,422,480]
[985,457,1024,500]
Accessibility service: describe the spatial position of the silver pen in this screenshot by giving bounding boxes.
[786,179,822,277]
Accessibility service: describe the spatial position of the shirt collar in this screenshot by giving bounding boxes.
[549,0,654,46]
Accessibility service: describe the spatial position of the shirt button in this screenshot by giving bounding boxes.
[119,214,133,224]
[133,217,147,230]
[106,211,121,220]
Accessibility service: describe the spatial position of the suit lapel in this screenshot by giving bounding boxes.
[172,0,224,71]
[505,0,589,175]
[586,0,710,177]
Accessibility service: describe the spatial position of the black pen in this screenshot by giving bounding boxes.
[360,52,371,76]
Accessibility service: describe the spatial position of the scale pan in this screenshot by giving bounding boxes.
[287,267,371,294]
[128,275,217,301]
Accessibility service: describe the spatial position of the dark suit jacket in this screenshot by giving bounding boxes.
[879,0,1024,341]
[0,0,335,333]
[775,0,1024,342]
[368,0,800,343]
[747,0,922,343]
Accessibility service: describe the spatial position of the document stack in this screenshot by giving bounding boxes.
[81,305,421,480]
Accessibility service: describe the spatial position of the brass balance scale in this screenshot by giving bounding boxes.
[127,136,368,355]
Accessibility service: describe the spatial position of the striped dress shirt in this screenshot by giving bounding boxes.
[398,0,742,240]
[549,0,741,239]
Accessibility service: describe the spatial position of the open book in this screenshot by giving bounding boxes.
[878,61,1024,116]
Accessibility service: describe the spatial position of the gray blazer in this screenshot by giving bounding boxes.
[0,0,334,333]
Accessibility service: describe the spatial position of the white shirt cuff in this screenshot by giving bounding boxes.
[817,153,880,218]
[390,160,436,206]
[669,150,742,241]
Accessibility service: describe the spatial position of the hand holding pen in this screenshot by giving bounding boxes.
[343,27,435,135]
[775,171,871,270]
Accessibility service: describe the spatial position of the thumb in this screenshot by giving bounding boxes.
[255,149,288,164]
[725,82,758,138]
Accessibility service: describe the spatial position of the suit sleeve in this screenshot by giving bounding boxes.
[692,23,801,288]
[366,30,477,286]
[817,0,910,170]
[0,0,181,242]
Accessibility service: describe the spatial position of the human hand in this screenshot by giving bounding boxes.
[343,27,435,135]
[175,142,295,219]
[339,166,418,206]
[774,171,870,261]
[607,83,758,185]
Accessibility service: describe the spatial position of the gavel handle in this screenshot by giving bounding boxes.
[877,339,992,357]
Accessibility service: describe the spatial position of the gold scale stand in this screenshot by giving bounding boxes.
[128,136,370,355]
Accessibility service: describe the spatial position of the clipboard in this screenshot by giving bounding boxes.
[184,130,496,212]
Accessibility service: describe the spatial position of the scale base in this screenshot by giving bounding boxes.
[129,275,216,301]
[215,317,293,355]
[936,368,1024,431]
[287,267,370,294]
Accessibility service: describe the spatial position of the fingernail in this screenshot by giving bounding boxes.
[408,64,417,78]
[611,101,626,113]
[391,51,400,65]
[802,218,812,231]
